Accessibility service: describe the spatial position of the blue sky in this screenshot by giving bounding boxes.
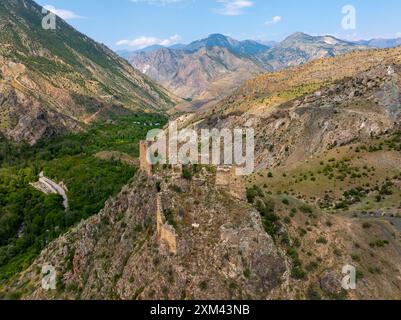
[36,0,401,50]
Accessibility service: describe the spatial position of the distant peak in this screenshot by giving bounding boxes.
[286,32,312,40]
[208,33,229,39]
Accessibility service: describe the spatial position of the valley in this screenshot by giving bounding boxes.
[0,113,166,286]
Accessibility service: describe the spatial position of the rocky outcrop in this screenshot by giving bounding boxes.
[319,271,342,295]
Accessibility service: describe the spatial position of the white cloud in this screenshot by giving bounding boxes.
[116,34,182,48]
[214,0,254,16]
[43,5,85,20]
[265,16,282,25]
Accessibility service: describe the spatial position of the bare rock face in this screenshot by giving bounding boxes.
[0,84,83,144]
[319,271,342,295]
[5,105,83,145]
[5,171,288,300]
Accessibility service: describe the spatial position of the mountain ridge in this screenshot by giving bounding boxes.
[356,37,401,49]
[0,0,179,144]
[121,32,401,58]
[129,45,265,100]
[126,33,369,112]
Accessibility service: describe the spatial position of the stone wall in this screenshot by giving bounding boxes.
[139,140,152,175]
[156,195,177,255]
[215,166,245,200]
[139,140,177,254]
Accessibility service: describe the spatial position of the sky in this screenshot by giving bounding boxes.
[35,0,401,50]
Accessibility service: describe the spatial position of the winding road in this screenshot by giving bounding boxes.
[38,172,69,209]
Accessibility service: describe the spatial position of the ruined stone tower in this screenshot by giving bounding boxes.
[215,166,245,200]
[139,140,152,175]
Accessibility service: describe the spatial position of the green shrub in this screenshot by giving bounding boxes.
[170,185,183,193]
[351,254,360,262]
[182,167,192,181]
[243,268,251,279]
[299,204,313,214]
[246,185,263,203]
[362,222,372,229]
[368,267,381,274]
[164,209,176,228]
[307,285,322,300]
[199,281,208,291]
[369,240,389,248]
[316,237,328,244]
[291,266,307,280]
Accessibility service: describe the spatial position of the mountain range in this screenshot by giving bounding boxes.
[125,33,369,110]
[0,0,179,144]
[356,37,401,49]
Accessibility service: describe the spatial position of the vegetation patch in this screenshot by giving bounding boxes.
[0,114,166,283]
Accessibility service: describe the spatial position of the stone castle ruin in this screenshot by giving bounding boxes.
[140,140,178,254]
[139,140,245,197]
[139,141,245,254]
[156,194,177,255]
[215,166,245,200]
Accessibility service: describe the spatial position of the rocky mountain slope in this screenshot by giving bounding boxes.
[127,33,367,112]
[4,146,401,300]
[245,141,401,300]
[0,0,178,144]
[3,46,401,300]
[171,45,401,299]
[190,46,401,169]
[2,169,288,300]
[129,46,265,100]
